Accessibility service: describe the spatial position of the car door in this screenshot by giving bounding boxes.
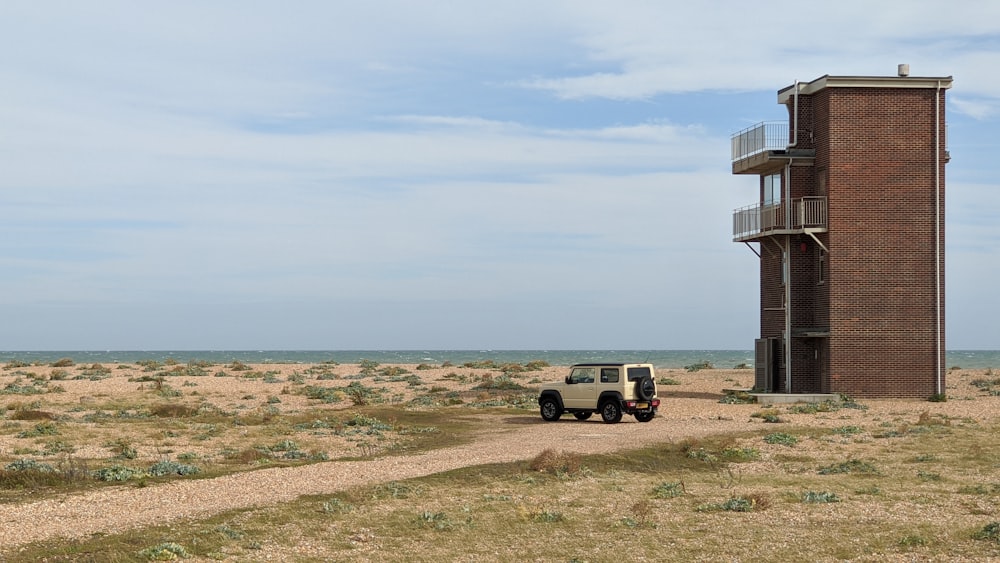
[598,367,621,407]
[562,367,596,408]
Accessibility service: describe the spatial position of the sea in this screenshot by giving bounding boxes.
[1,350,998,370]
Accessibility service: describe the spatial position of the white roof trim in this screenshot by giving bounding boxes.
[778,75,953,103]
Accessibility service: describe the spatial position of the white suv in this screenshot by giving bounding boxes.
[537,363,659,423]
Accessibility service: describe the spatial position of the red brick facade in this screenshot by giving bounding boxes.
[741,74,950,398]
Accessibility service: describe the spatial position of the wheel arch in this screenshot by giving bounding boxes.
[539,390,565,410]
[598,391,624,406]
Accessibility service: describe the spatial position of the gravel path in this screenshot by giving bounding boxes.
[0,407,751,551]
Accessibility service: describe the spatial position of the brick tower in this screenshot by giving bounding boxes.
[730,66,952,398]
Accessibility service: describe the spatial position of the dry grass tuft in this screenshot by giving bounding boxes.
[149,403,198,418]
[9,408,56,421]
[529,449,582,475]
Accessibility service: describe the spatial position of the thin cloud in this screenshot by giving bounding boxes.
[0,1,996,349]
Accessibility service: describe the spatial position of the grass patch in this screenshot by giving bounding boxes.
[818,459,880,475]
[8,420,1000,561]
[763,432,799,447]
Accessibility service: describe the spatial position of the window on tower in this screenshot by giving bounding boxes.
[764,173,782,205]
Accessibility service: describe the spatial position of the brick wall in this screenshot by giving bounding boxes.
[816,87,946,398]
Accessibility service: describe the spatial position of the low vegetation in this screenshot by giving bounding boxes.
[1,359,999,561]
[10,412,999,561]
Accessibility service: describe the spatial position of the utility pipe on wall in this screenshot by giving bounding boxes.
[782,82,799,394]
[935,81,943,395]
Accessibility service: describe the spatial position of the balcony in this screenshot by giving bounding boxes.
[731,122,788,161]
[733,196,828,242]
[731,121,813,174]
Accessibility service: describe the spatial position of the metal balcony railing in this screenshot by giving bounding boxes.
[733,196,828,240]
[731,121,788,162]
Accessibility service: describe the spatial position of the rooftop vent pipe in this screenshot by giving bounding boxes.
[898,64,910,77]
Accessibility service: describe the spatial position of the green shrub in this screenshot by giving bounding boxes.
[2,380,46,395]
[416,510,454,529]
[651,481,684,499]
[764,432,798,447]
[697,494,768,512]
[973,522,1000,543]
[17,422,59,438]
[148,460,200,477]
[472,374,527,391]
[303,385,343,403]
[788,401,839,414]
[898,534,929,547]
[267,439,299,452]
[463,360,498,369]
[802,491,841,503]
[42,440,75,455]
[321,498,354,514]
[719,392,754,404]
[94,464,144,482]
[832,425,863,436]
[347,413,392,431]
[138,542,188,560]
[344,381,383,406]
[5,458,55,472]
[359,359,380,375]
[533,510,565,523]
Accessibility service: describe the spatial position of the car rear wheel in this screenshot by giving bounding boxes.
[636,376,655,401]
[540,397,563,421]
[573,412,592,421]
[600,400,623,424]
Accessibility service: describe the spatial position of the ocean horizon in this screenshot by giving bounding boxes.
[1,350,998,370]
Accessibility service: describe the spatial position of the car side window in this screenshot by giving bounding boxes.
[570,368,595,383]
[600,368,619,383]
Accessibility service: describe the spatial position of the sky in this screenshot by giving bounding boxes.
[1,1,999,351]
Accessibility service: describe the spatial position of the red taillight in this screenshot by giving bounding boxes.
[652,399,661,407]
[625,401,637,408]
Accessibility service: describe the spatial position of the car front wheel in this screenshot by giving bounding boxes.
[540,397,563,421]
[600,400,623,424]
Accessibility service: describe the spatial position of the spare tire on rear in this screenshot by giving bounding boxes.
[635,376,655,401]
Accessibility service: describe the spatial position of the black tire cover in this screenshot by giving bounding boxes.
[636,377,655,401]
